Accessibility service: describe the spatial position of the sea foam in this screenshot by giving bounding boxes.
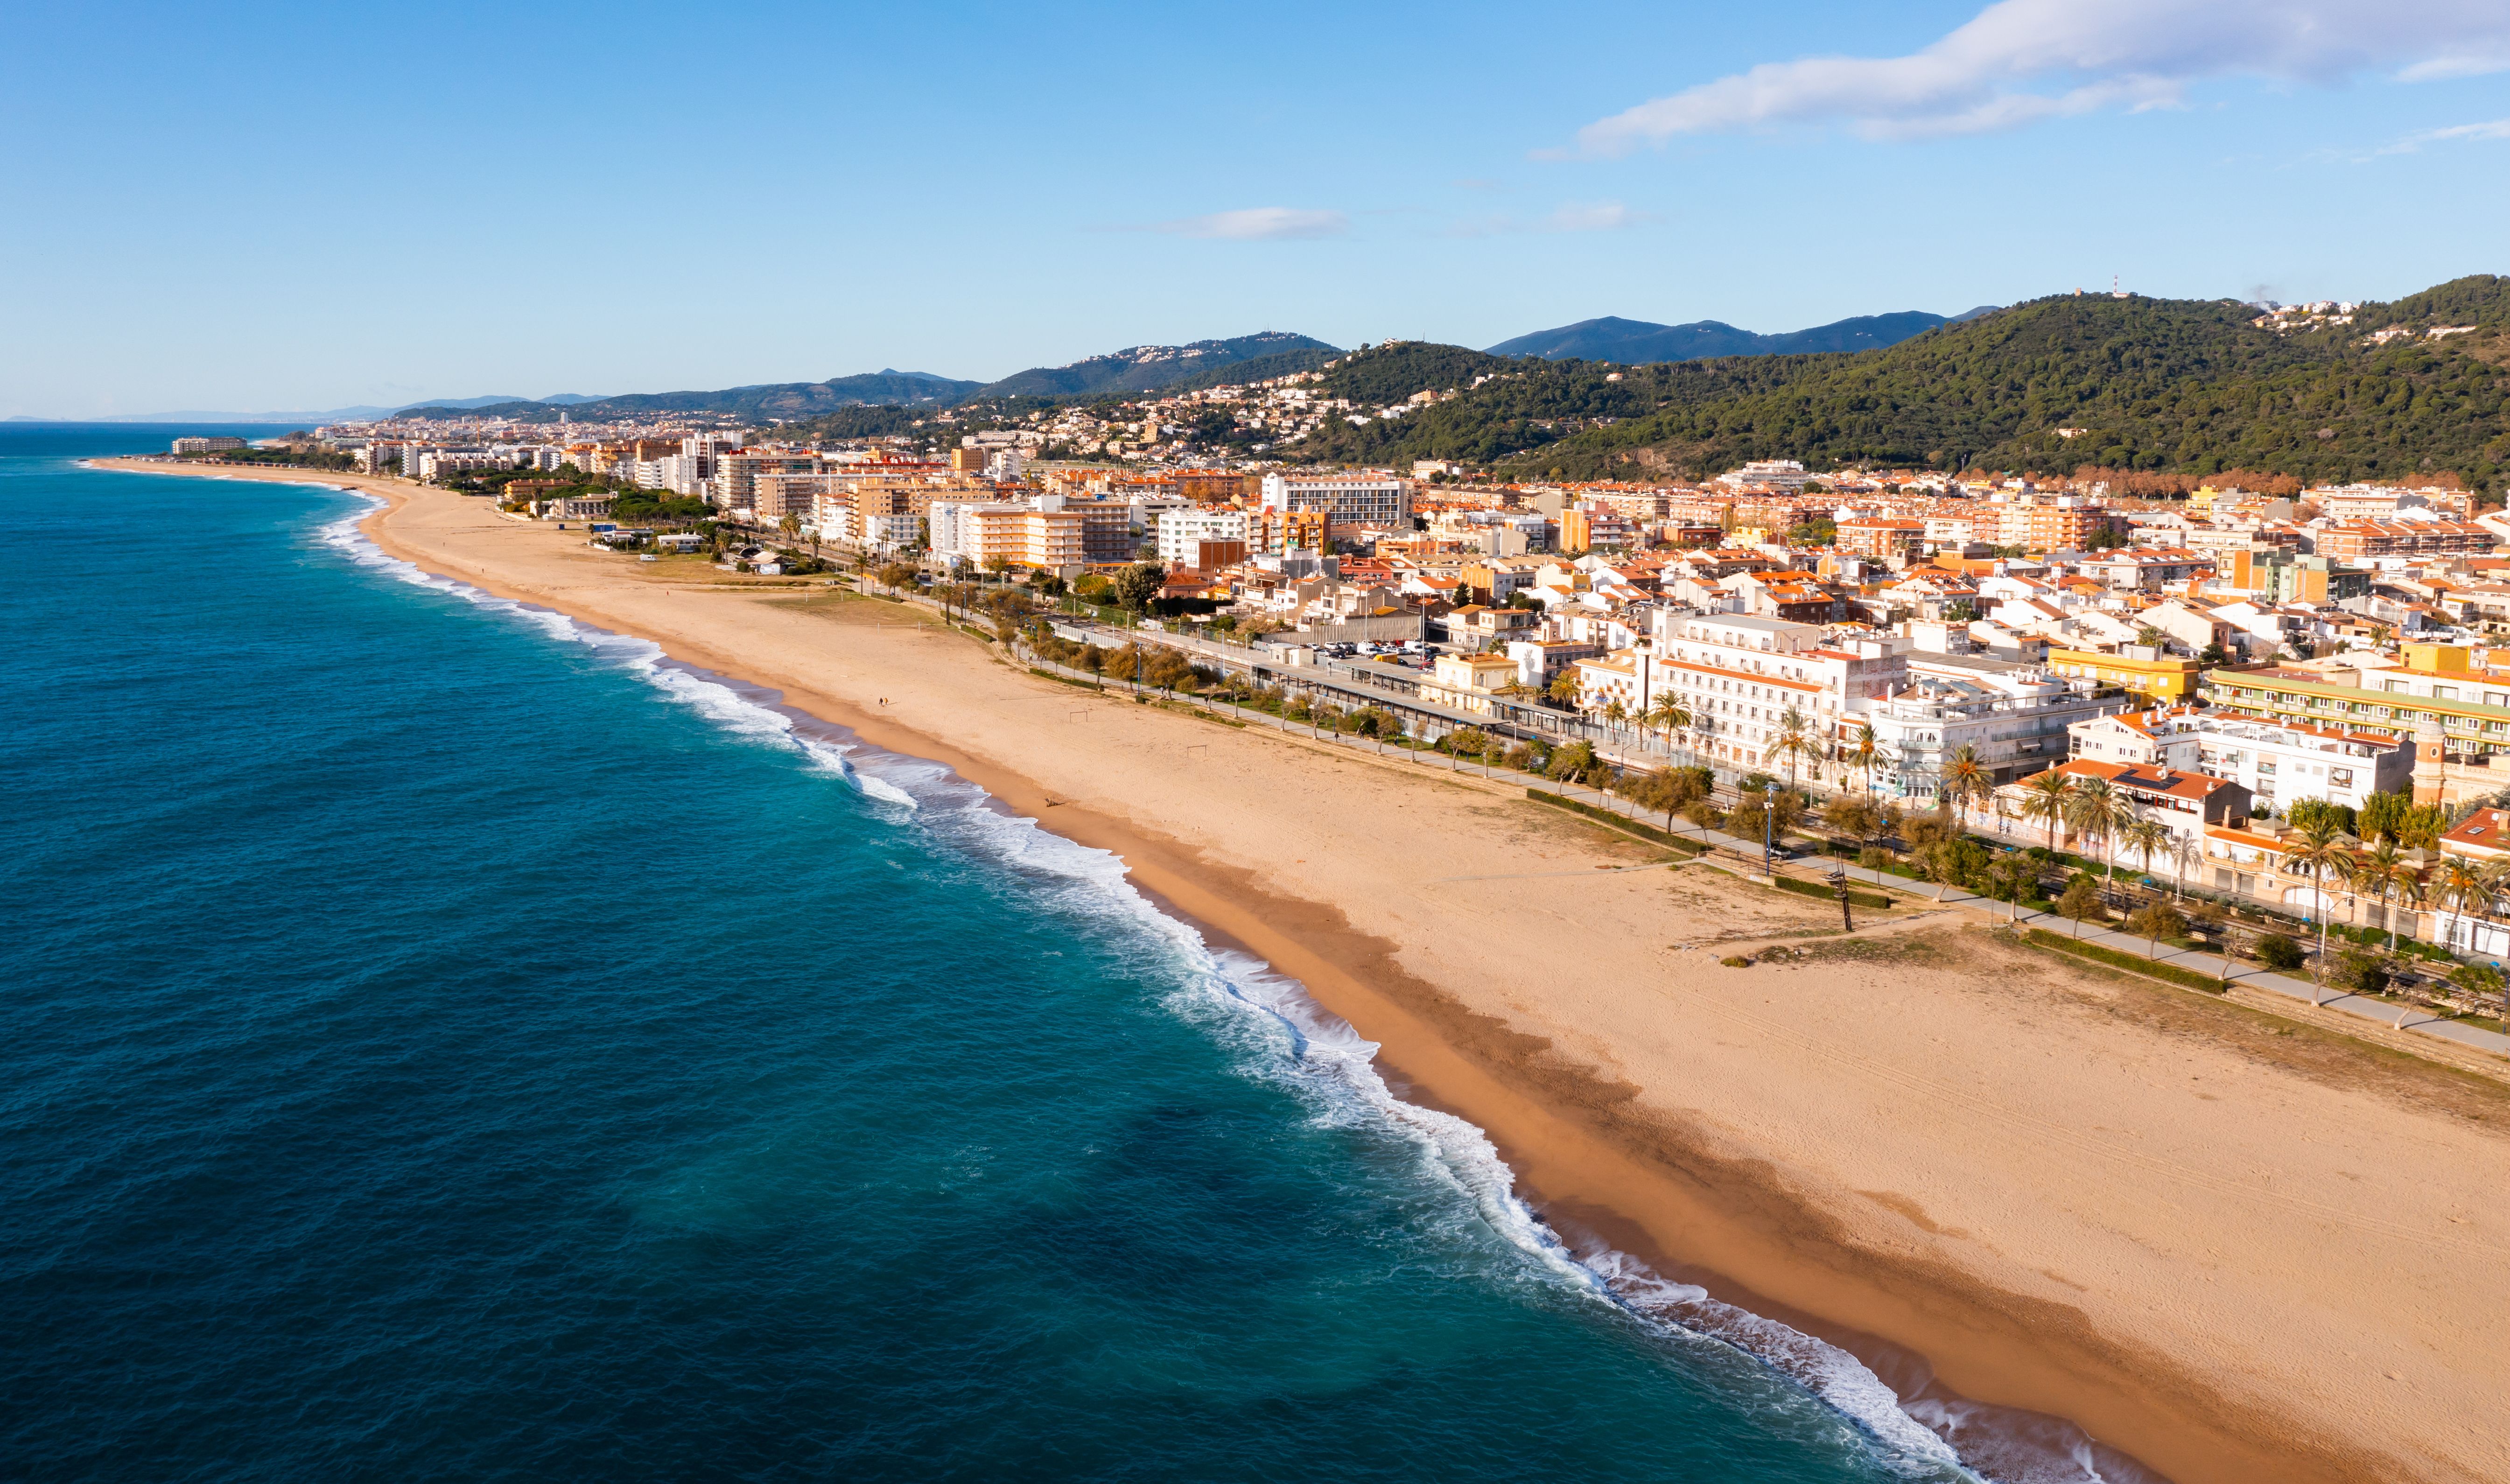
[313,490,2134,1484]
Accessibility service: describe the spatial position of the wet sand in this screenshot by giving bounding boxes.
[105,461,2510,1484]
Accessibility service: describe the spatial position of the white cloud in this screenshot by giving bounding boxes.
[2372,117,2510,153]
[1150,207,1347,240]
[1574,0,2510,153]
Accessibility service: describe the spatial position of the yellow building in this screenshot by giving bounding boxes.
[2203,644,2510,757]
[1421,652,1522,715]
[2047,648,2203,700]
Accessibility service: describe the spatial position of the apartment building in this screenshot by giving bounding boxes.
[1853,648,2126,798]
[2312,483,2456,519]
[1156,509,1250,566]
[2045,648,2203,700]
[1260,472,1410,528]
[1632,613,1907,773]
[2068,708,2411,814]
[754,471,848,520]
[2202,644,2510,757]
[1558,507,1639,552]
[1987,494,2129,550]
[171,436,246,454]
[2000,757,2251,857]
[2310,520,2494,562]
[1836,517,1926,561]
[2223,548,2367,603]
[715,450,823,511]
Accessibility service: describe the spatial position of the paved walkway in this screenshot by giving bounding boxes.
[1746,834,2510,1059]
[892,593,2510,1062]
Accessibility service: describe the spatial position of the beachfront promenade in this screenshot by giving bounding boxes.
[833,572,2510,1064]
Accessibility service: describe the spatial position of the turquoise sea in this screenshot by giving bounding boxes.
[0,427,2146,1481]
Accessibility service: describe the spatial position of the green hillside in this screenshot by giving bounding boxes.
[399,371,979,424]
[974,332,1336,399]
[1289,277,2510,493]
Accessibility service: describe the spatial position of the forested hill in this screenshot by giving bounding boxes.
[1289,278,2510,493]
[398,371,980,424]
[973,332,1337,399]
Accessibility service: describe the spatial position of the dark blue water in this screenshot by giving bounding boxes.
[0,427,1983,1482]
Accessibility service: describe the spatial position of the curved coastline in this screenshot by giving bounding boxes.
[92,458,2504,1484]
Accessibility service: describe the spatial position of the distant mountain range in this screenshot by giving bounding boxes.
[971,332,1337,399]
[394,334,1343,423]
[1487,308,2000,364]
[393,371,982,423]
[46,308,2051,427]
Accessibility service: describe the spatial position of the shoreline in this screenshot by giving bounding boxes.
[100,459,2507,1484]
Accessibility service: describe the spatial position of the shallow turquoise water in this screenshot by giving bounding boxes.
[0,428,2019,1481]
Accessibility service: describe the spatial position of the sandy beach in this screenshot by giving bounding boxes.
[113,462,2510,1484]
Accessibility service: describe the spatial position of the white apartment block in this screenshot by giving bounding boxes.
[1716,459,1809,491]
[1613,613,1907,774]
[2068,709,2411,815]
[414,448,515,479]
[929,500,1027,563]
[1260,473,1409,528]
[1157,509,1251,565]
[1860,653,2125,801]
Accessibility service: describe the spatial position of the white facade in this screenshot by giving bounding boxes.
[1631,613,1906,777]
[928,501,1030,564]
[1259,473,1409,527]
[2068,711,2412,815]
[1156,509,1251,565]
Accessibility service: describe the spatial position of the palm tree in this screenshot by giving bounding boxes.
[1602,697,1630,732]
[1642,698,1691,760]
[2019,769,2074,855]
[2280,819,2355,1004]
[1939,743,1991,835]
[2359,834,2409,949]
[2166,833,2198,902]
[1762,706,1819,789]
[2064,776,2134,888]
[2435,857,2488,958]
[2121,815,2170,890]
[1846,724,1883,798]
[2381,852,2428,953]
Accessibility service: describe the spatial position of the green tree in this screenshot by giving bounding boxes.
[2248,930,2303,971]
[1938,743,1992,833]
[2124,899,2187,955]
[2056,872,2106,935]
[2019,769,2074,855]
[1761,706,1820,789]
[2063,776,2135,885]
[1113,563,1164,614]
[2280,818,2356,1004]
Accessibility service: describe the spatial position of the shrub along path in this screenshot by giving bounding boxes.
[1820,858,2510,1060]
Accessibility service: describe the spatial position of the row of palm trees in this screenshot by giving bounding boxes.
[1570,686,2509,990]
[1581,688,1912,800]
[2005,768,2510,1000]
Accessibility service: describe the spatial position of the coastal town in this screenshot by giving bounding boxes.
[179,394,2510,1034]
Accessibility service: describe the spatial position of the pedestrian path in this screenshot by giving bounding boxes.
[1001,618,2510,1062]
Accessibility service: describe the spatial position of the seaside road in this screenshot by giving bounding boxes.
[1535,779,2510,1066]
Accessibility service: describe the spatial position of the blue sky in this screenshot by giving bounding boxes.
[4,0,2507,417]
